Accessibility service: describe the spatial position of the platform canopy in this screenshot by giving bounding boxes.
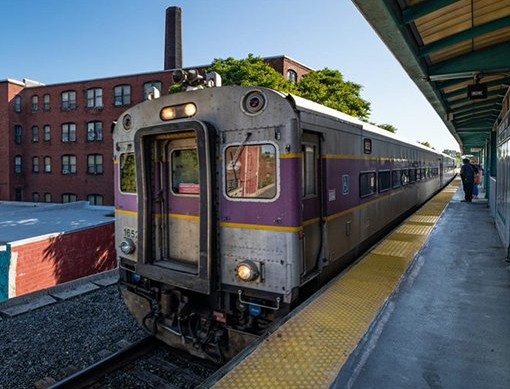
[352,0,510,154]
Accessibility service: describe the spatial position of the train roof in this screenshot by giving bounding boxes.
[287,93,442,155]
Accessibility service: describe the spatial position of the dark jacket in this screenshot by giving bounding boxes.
[460,163,476,183]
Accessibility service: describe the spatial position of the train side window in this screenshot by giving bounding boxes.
[401,169,409,186]
[120,153,137,193]
[360,172,376,198]
[225,144,277,199]
[392,170,401,188]
[302,145,317,197]
[171,149,199,195]
[409,169,416,183]
[378,170,391,192]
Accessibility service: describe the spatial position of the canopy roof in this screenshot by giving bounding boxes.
[353,0,510,153]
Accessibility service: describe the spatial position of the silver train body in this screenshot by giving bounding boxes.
[113,85,456,362]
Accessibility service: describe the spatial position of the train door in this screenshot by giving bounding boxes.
[136,122,214,294]
[301,132,322,277]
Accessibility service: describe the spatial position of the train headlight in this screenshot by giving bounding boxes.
[120,238,136,255]
[236,260,259,282]
[160,103,197,121]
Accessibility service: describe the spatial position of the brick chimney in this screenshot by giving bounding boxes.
[164,6,182,70]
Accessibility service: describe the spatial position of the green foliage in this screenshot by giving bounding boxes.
[207,54,298,94]
[418,141,435,150]
[298,68,370,120]
[442,149,461,164]
[207,56,370,120]
[377,123,398,133]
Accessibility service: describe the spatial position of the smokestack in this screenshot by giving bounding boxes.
[164,6,182,70]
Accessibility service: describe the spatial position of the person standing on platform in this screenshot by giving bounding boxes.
[471,159,482,199]
[460,158,475,202]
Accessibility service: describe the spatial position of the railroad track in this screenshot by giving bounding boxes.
[43,336,218,389]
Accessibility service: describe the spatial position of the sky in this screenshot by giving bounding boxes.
[1,0,460,152]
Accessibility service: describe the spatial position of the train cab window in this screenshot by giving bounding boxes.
[392,170,401,188]
[171,149,199,195]
[378,170,391,192]
[225,144,277,199]
[360,172,376,198]
[302,145,317,197]
[120,153,137,193]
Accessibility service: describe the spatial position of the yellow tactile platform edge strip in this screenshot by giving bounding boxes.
[213,180,460,389]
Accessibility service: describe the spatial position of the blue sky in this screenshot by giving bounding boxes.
[1,0,459,151]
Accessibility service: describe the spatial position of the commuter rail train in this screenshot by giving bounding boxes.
[113,71,456,362]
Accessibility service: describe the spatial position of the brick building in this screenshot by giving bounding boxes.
[0,59,311,206]
[0,6,312,206]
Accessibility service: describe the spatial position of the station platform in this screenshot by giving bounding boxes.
[203,179,510,388]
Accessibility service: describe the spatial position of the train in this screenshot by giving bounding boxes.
[113,70,456,363]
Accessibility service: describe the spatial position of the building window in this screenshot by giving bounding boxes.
[287,69,298,83]
[61,123,76,142]
[31,95,38,112]
[87,194,104,205]
[143,81,162,100]
[62,154,77,175]
[61,91,77,111]
[32,157,40,173]
[14,155,22,174]
[32,126,39,142]
[43,94,50,111]
[44,125,51,142]
[87,121,103,142]
[44,192,52,202]
[114,85,131,106]
[15,188,23,201]
[87,154,103,175]
[33,192,40,202]
[62,193,77,203]
[44,156,51,173]
[86,88,103,109]
[15,125,22,144]
[14,95,22,113]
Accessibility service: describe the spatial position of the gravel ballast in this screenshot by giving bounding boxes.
[0,284,147,389]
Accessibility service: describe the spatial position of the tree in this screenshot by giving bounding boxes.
[207,54,298,94]
[418,141,435,150]
[442,149,461,165]
[298,68,371,120]
[205,56,371,120]
[377,123,398,133]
